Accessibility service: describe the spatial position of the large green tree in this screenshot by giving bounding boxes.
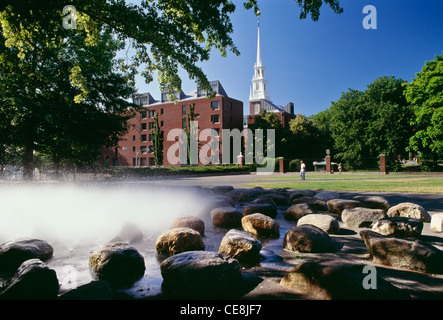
[327,76,412,170]
[0,9,135,179]
[404,52,443,166]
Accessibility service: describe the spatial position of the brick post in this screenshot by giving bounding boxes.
[279,157,285,173]
[326,156,331,174]
[380,154,386,174]
[237,153,244,167]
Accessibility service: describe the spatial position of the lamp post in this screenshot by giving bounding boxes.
[134,147,148,167]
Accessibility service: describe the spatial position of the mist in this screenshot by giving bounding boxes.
[0,182,206,249]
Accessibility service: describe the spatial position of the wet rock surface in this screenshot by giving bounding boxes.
[1,184,443,300]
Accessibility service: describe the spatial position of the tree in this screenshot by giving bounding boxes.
[152,112,164,166]
[0,8,135,179]
[1,0,343,97]
[326,76,412,170]
[404,52,443,166]
[288,113,327,159]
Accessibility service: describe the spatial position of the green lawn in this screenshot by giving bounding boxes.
[241,176,443,194]
[252,173,424,181]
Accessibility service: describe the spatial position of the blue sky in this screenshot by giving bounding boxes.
[135,0,443,117]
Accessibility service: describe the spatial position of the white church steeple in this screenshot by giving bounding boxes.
[249,14,271,102]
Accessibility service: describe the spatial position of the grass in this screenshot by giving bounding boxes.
[241,176,443,194]
[252,173,424,181]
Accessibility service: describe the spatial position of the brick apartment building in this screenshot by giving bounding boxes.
[108,80,243,167]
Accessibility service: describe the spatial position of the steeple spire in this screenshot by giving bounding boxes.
[249,11,270,103]
[256,16,262,67]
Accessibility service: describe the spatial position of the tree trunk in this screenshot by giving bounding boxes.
[23,138,34,181]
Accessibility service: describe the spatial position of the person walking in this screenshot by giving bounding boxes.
[338,163,342,175]
[300,160,306,180]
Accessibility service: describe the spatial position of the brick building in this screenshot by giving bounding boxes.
[109,80,243,167]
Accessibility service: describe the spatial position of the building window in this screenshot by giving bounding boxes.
[140,158,147,166]
[148,134,152,142]
[211,101,219,110]
[161,92,168,102]
[132,146,136,152]
[161,108,164,115]
[141,123,147,131]
[132,158,137,166]
[195,113,200,118]
[230,102,233,110]
[132,135,136,141]
[141,134,147,142]
[149,122,155,129]
[211,115,219,124]
[140,111,147,119]
[182,105,186,116]
[160,121,164,127]
[149,110,155,118]
[182,118,187,129]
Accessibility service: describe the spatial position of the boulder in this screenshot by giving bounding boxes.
[297,214,340,234]
[259,193,289,206]
[289,190,316,202]
[387,202,431,222]
[226,188,258,202]
[155,227,205,256]
[210,207,243,228]
[110,222,144,244]
[431,213,443,232]
[59,280,133,300]
[372,217,423,238]
[284,203,317,221]
[283,225,337,253]
[241,213,280,238]
[160,251,242,298]
[218,229,262,262]
[314,191,340,202]
[341,207,387,228]
[327,199,363,215]
[360,230,443,274]
[89,242,145,287]
[211,186,235,195]
[0,259,59,299]
[0,238,54,274]
[210,195,235,207]
[291,196,328,211]
[352,195,391,211]
[280,260,407,300]
[252,197,277,208]
[243,203,278,218]
[170,215,205,236]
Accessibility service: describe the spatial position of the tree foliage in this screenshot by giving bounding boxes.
[404,51,443,164]
[327,76,412,170]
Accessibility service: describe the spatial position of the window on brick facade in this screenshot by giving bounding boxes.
[141,134,147,142]
[182,105,186,115]
[140,158,147,166]
[161,108,164,115]
[211,115,219,124]
[141,123,147,131]
[160,121,164,127]
[211,101,219,110]
[182,118,187,129]
[148,134,152,141]
[149,110,155,118]
[132,135,136,141]
[141,111,147,119]
[149,122,154,129]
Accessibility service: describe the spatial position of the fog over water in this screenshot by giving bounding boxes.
[0,182,206,249]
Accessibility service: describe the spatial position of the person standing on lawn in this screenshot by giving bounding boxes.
[300,160,306,180]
